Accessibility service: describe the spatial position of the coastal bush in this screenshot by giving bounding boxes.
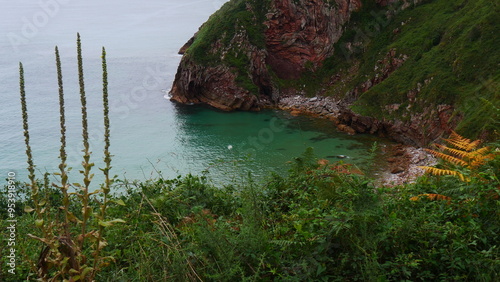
[97,145,497,281]
[3,145,499,280]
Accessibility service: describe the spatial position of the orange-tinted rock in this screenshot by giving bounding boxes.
[337,124,356,135]
[265,0,362,79]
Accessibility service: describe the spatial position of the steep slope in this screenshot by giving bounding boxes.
[170,0,271,111]
[171,0,362,110]
[170,0,499,145]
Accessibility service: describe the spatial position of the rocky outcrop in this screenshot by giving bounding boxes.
[171,18,271,111]
[336,104,460,147]
[170,0,363,110]
[277,93,459,147]
[264,0,362,79]
[170,61,259,111]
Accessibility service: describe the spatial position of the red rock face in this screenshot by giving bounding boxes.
[264,0,362,79]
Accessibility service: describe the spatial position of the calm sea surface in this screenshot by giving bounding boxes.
[1,0,390,188]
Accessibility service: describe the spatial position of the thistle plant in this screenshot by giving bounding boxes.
[21,35,121,281]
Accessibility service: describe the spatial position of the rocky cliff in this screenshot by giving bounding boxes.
[171,0,363,110]
[170,0,499,145]
[264,0,362,79]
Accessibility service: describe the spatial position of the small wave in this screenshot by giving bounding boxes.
[163,88,172,99]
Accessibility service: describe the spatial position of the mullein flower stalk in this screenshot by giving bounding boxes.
[77,33,94,250]
[90,46,113,279]
[19,63,41,221]
[101,47,112,195]
[21,37,117,280]
[55,46,72,239]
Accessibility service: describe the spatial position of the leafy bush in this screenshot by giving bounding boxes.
[5,143,499,281]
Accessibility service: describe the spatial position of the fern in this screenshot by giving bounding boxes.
[434,143,470,159]
[421,132,493,182]
[469,147,495,167]
[410,194,452,202]
[418,167,468,182]
[424,149,468,167]
[443,131,478,151]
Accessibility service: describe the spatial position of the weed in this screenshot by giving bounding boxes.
[18,35,122,281]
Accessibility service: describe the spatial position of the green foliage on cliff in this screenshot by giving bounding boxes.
[299,0,498,138]
[187,0,266,63]
[184,0,269,94]
[348,0,499,136]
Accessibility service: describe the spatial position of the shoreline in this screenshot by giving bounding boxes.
[377,144,437,187]
[274,95,437,186]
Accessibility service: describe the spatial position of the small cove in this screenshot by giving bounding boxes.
[0,0,393,189]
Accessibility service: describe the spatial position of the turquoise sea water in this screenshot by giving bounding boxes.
[0,0,391,188]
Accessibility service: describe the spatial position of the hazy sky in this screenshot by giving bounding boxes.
[1,0,227,58]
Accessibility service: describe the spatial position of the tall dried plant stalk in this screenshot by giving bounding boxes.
[76,33,94,250]
[21,35,121,281]
[55,46,72,239]
[91,47,113,279]
[19,63,41,220]
[101,46,112,194]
